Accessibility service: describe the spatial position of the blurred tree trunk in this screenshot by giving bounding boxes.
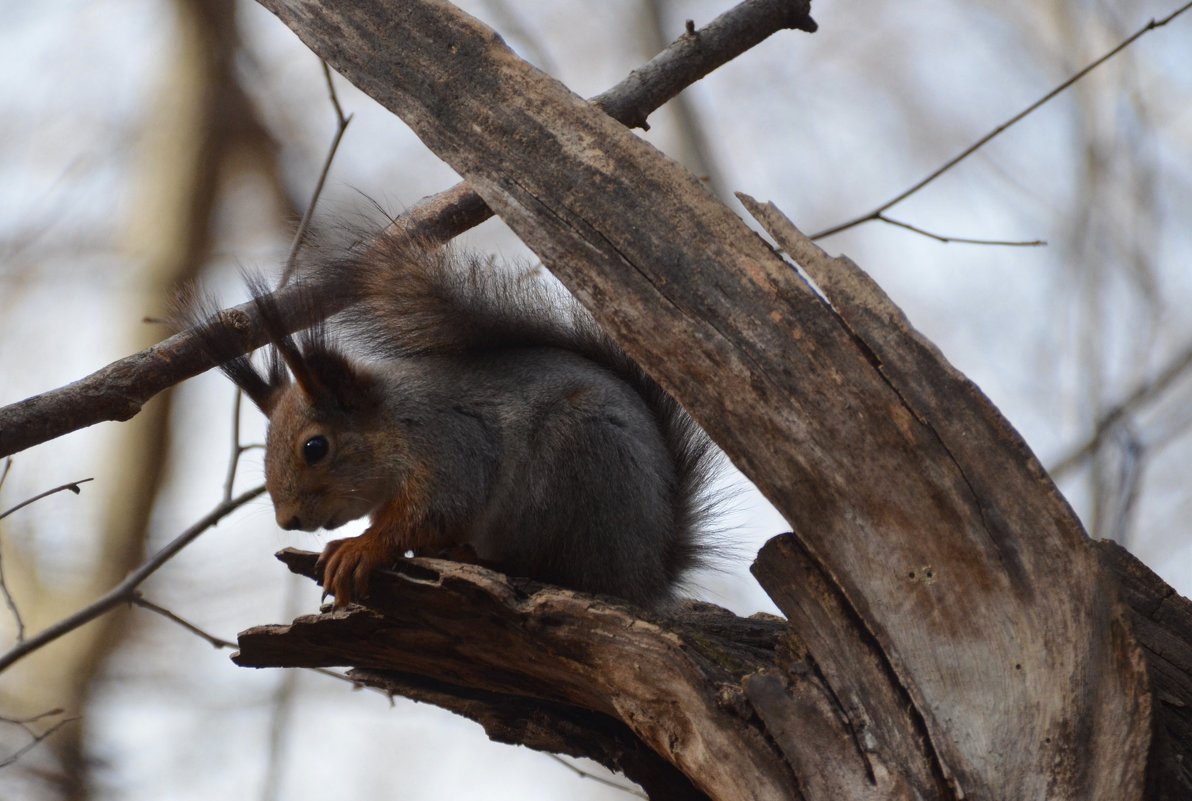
[2,1,280,797]
[41,1,231,794]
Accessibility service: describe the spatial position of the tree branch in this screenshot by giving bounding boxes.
[874,214,1046,247]
[236,549,794,801]
[0,708,79,770]
[131,595,238,650]
[0,485,264,674]
[1049,338,1192,479]
[0,477,94,522]
[239,541,1192,799]
[279,60,353,286]
[810,0,1192,241]
[0,475,94,642]
[0,0,815,459]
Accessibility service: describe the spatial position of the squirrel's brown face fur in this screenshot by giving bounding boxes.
[191,296,402,533]
[190,279,397,533]
[264,382,395,532]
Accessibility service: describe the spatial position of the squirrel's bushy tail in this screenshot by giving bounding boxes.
[307,230,720,585]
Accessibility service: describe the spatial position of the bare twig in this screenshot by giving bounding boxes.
[0,475,93,642]
[641,0,728,202]
[811,1,1192,241]
[1106,428,1146,548]
[222,388,246,503]
[2,708,64,725]
[0,546,23,644]
[0,459,18,636]
[547,754,648,798]
[0,485,265,674]
[0,477,94,522]
[1050,338,1192,479]
[875,215,1046,247]
[131,595,237,649]
[0,708,79,770]
[241,61,355,503]
[219,391,263,505]
[132,589,369,694]
[260,575,305,801]
[279,61,353,286]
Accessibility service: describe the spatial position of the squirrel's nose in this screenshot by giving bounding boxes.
[279,514,302,531]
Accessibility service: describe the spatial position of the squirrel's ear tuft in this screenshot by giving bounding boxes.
[178,287,289,416]
[183,273,376,418]
[243,272,318,393]
[223,351,287,416]
[301,342,383,414]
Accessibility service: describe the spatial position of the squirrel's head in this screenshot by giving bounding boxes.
[258,351,395,533]
[191,280,402,532]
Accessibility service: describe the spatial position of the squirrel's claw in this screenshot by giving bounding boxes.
[317,535,392,609]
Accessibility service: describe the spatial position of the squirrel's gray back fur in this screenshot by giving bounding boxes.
[310,233,718,607]
[312,234,718,606]
[182,229,721,608]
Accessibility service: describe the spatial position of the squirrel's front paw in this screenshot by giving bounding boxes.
[316,536,395,609]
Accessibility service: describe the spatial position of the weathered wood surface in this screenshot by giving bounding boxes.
[237,549,797,801]
[238,544,1192,799]
[1095,539,1192,798]
[248,0,1152,798]
[0,0,812,459]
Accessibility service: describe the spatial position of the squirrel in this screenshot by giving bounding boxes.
[190,232,718,610]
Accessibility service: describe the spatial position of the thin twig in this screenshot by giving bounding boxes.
[0,477,94,522]
[0,485,265,674]
[223,388,245,503]
[1,708,65,725]
[547,754,648,798]
[0,458,11,492]
[811,1,1192,241]
[279,61,353,286]
[0,544,24,644]
[1050,339,1192,479]
[641,0,729,203]
[0,709,79,769]
[131,595,237,649]
[1103,427,1146,548]
[876,215,1046,247]
[131,591,370,690]
[0,475,94,643]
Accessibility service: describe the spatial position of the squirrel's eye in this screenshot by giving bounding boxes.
[303,435,329,465]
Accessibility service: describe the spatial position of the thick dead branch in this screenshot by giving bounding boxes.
[0,0,813,459]
[236,549,798,801]
[241,547,979,798]
[246,1,1150,798]
[238,544,1192,800]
